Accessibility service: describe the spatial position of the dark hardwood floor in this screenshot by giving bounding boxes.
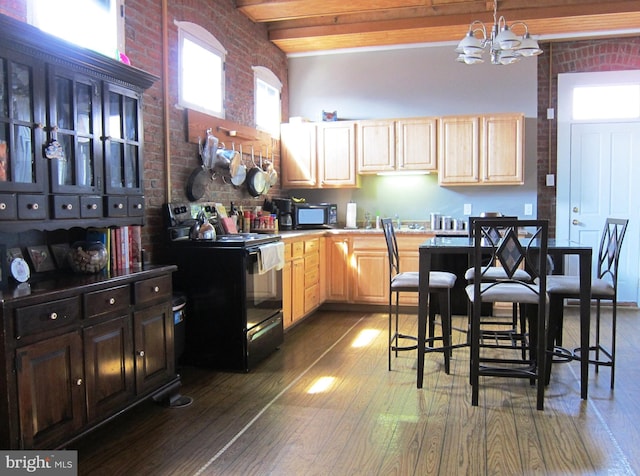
[74,306,640,475]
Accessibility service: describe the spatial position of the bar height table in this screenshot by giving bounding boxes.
[417,236,593,400]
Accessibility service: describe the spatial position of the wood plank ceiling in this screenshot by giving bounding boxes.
[235,0,640,54]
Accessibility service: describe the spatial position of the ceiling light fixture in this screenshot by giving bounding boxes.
[455,0,542,65]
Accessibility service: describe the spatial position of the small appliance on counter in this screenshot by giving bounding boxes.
[292,202,337,229]
[273,198,293,231]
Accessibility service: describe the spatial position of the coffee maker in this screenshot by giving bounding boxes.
[273,198,293,231]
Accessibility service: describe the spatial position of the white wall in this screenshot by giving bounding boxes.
[286,43,539,226]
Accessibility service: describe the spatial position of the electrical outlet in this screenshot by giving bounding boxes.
[463,203,472,215]
[524,203,533,216]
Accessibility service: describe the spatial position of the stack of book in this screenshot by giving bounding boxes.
[86,225,142,272]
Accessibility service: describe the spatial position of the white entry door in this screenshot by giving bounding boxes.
[568,122,640,303]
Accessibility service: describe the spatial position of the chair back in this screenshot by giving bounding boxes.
[471,218,549,301]
[597,218,629,288]
[381,218,400,278]
[468,214,516,238]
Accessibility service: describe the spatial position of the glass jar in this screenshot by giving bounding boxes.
[68,241,108,274]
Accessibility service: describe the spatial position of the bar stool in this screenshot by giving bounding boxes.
[546,217,628,388]
[382,218,457,373]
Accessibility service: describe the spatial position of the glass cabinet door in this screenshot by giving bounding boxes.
[0,51,45,192]
[47,67,102,193]
[104,83,142,195]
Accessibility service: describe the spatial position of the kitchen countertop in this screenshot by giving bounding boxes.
[277,228,468,239]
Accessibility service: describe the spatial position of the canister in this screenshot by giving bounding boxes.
[430,213,442,230]
[441,216,452,230]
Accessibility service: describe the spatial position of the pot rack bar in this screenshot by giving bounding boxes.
[187,109,276,155]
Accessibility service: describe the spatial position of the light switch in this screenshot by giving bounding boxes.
[546,174,555,186]
[524,203,533,216]
[463,203,472,215]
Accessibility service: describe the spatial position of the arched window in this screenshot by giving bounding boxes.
[177,21,226,118]
[28,0,124,59]
[253,66,282,137]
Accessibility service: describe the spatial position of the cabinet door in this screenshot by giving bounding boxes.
[317,122,357,187]
[357,120,395,173]
[351,249,388,303]
[397,117,437,171]
[282,258,293,328]
[16,331,84,449]
[291,258,305,321]
[280,122,316,188]
[47,66,103,197]
[325,237,350,301]
[481,113,524,184]
[0,49,46,197]
[103,83,143,196]
[133,302,174,395]
[84,316,135,422]
[438,115,480,185]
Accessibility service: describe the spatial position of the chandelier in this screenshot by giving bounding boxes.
[455,0,542,65]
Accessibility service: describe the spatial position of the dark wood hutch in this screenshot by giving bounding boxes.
[0,14,179,449]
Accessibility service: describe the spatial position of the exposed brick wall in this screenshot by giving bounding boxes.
[0,0,288,263]
[537,37,640,237]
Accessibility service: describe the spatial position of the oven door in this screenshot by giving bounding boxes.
[245,249,283,329]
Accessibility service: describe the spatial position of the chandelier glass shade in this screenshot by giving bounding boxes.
[455,1,542,65]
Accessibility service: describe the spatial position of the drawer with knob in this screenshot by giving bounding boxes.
[0,193,17,220]
[51,195,80,219]
[14,296,82,339]
[80,195,103,218]
[84,284,131,319]
[134,275,172,305]
[17,194,47,220]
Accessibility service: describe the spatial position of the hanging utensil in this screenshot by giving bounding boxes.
[230,144,247,186]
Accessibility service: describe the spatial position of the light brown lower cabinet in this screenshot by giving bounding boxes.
[282,236,322,329]
[323,232,432,305]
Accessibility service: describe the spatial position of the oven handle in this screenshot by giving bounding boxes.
[248,315,282,342]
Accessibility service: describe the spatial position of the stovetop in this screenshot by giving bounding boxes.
[213,233,281,247]
[166,202,281,248]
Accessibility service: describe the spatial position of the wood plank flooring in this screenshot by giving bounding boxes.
[74,306,640,475]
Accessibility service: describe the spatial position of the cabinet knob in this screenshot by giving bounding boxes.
[62,203,73,210]
[88,203,98,210]
[36,123,44,129]
[153,286,160,293]
[49,312,58,320]
[134,203,143,209]
[572,219,580,225]
[0,203,6,210]
[76,379,83,386]
[137,350,145,357]
[115,203,124,209]
[28,203,39,210]
[109,297,116,305]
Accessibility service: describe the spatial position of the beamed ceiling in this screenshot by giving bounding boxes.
[235,0,640,55]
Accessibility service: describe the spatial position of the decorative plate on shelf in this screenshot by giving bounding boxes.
[10,257,30,283]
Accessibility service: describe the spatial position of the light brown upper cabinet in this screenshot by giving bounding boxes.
[438,113,524,186]
[357,117,437,174]
[280,121,358,189]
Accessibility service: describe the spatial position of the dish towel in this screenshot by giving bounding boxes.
[258,242,285,274]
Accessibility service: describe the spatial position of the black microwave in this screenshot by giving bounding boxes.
[293,203,337,229]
